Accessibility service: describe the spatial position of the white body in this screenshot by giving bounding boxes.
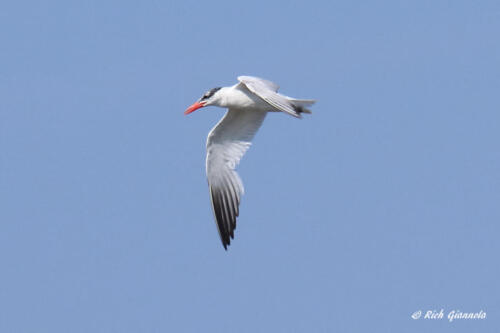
[215,85,273,110]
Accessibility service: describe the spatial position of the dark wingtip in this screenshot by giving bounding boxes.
[293,105,311,116]
[210,184,239,251]
[222,238,230,251]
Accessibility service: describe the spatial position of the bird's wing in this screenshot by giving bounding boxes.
[237,75,280,92]
[237,76,301,118]
[206,108,267,249]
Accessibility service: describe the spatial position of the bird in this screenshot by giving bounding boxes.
[184,76,315,250]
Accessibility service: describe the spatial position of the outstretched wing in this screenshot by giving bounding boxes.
[238,76,302,118]
[206,108,267,249]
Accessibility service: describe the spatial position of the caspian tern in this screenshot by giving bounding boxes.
[185,76,315,250]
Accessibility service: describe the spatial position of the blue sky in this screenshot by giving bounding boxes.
[1,1,499,332]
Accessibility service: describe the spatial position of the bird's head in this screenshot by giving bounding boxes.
[184,87,222,115]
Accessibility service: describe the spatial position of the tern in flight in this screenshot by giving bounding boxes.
[185,76,315,249]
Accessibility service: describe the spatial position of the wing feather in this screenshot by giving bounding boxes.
[238,76,302,118]
[238,75,279,92]
[206,108,267,249]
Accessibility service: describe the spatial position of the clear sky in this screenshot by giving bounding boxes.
[1,1,499,332]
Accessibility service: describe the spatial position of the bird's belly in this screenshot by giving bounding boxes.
[226,89,272,110]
